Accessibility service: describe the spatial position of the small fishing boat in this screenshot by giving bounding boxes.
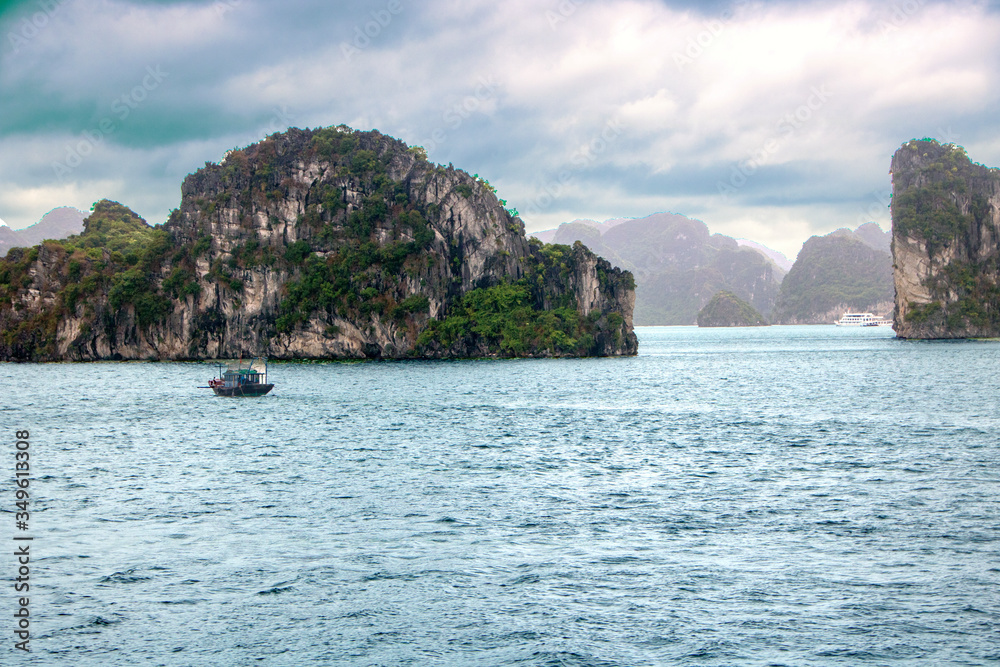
[205,358,274,397]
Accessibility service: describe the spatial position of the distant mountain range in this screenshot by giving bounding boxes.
[0,207,86,257]
[852,221,891,254]
[531,215,893,326]
[530,217,630,244]
[735,239,794,272]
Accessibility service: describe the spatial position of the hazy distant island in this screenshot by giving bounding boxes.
[696,291,769,327]
[0,126,637,361]
[772,223,893,324]
[892,139,1000,338]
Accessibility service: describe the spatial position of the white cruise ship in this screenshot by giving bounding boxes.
[835,312,892,327]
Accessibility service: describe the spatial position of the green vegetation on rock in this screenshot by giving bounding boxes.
[416,283,585,356]
[893,142,981,253]
[415,243,617,357]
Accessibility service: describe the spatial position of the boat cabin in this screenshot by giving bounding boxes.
[220,367,266,388]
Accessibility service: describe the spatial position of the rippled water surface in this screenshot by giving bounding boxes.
[2,326,999,665]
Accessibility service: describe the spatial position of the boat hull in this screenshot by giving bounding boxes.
[211,383,274,397]
[835,312,890,327]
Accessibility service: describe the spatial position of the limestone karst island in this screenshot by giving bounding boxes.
[891,139,1000,339]
[0,127,637,361]
[696,291,769,328]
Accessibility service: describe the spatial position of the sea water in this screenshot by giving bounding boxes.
[1,325,998,665]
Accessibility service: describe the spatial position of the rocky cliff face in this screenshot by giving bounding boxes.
[0,127,637,360]
[891,140,1000,338]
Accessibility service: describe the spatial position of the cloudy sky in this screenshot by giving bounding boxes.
[1,0,998,258]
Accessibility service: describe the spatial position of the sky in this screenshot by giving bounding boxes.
[1,0,998,259]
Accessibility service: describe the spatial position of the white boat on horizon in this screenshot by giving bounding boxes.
[835,312,893,327]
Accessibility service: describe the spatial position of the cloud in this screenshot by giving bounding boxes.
[1,0,998,259]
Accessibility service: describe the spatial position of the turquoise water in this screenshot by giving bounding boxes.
[2,326,998,665]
